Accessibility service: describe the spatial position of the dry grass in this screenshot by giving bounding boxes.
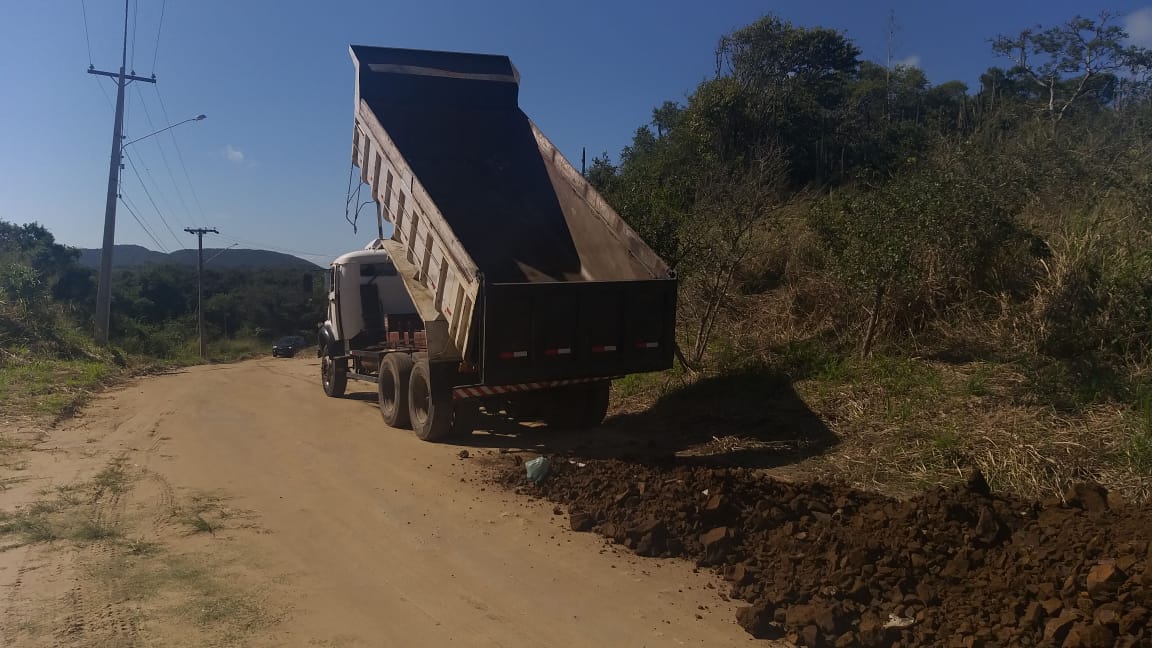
[778,357,1152,502]
[632,305,1152,503]
[660,238,1152,504]
[0,457,130,546]
[0,357,122,425]
[0,460,279,646]
[85,546,281,645]
[168,490,257,536]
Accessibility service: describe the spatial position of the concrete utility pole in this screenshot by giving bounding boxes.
[185,227,219,359]
[90,0,157,345]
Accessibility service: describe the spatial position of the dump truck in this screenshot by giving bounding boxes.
[317,45,677,441]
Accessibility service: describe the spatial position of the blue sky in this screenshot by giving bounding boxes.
[2,0,1151,265]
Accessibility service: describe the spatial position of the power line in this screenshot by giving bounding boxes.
[130,0,138,71]
[123,152,184,250]
[125,88,179,219]
[151,0,166,74]
[120,193,168,252]
[131,150,180,232]
[135,157,179,230]
[79,0,94,66]
[135,87,195,226]
[94,77,114,110]
[216,234,338,260]
[120,193,165,251]
[154,85,208,225]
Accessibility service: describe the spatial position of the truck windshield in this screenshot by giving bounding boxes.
[359,263,397,277]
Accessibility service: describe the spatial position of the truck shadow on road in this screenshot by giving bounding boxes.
[454,367,838,470]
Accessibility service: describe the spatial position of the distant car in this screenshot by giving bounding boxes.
[272,335,308,358]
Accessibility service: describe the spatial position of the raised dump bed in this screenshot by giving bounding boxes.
[318,45,677,441]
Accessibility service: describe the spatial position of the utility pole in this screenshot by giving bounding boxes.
[185,227,219,359]
[90,0,156,345]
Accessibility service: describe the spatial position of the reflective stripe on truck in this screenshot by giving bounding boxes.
[452,376,611,400]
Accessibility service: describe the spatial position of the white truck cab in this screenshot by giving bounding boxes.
[325,246,417,348]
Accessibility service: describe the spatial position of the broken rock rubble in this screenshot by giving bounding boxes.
[501,458,1152,646]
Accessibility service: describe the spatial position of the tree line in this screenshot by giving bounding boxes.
[587,12,1152,375]
[0,220,325,359]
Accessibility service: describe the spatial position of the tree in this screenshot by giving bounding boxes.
[923,80,971,135]
[584,153,617,193]
[811,159,1022,356]
[0,221,83,292]
[715,14,861,185]
[680,152,790,366]
[839,62,933,175]
[717,14,860,103]
[651,101,683,138]
[992,13,1152,134]
[608,125,696,269]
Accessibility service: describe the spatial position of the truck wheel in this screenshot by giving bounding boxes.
[544,381,610,429]
[321,355,347,398]
[378,353,413,428]
[408,361,453,442]
[583,380,611,427]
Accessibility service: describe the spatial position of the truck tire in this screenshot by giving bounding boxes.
[322,355,348,398]
[378,353,413,428]
[543,381,610,430]
[408,360,453,442]
[584,380,611,427]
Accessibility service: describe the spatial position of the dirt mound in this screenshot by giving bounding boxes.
[499,458,1152,646]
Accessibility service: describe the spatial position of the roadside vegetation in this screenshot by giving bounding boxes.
[0,220,324,423]
[597,12,1152,502]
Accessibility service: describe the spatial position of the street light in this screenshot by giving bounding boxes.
[122,114,207,147]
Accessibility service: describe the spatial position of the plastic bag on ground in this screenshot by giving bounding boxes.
[525,456,550,484]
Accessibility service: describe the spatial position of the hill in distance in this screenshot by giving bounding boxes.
[78,245,325,269]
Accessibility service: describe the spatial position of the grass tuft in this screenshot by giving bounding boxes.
[186,514,215,535]
[0,458,134,546]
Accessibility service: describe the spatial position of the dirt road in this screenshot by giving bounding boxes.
[0,357,751,647]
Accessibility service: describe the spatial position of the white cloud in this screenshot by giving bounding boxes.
[894,55,921,69]
[1125,7,1152,48]
[224,144,245,163]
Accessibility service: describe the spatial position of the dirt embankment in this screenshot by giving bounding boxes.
[501,457,1152,647]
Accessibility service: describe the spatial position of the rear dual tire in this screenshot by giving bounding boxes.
[375,354,455,442]
[378,353,413,428]
[409,360,454,442]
